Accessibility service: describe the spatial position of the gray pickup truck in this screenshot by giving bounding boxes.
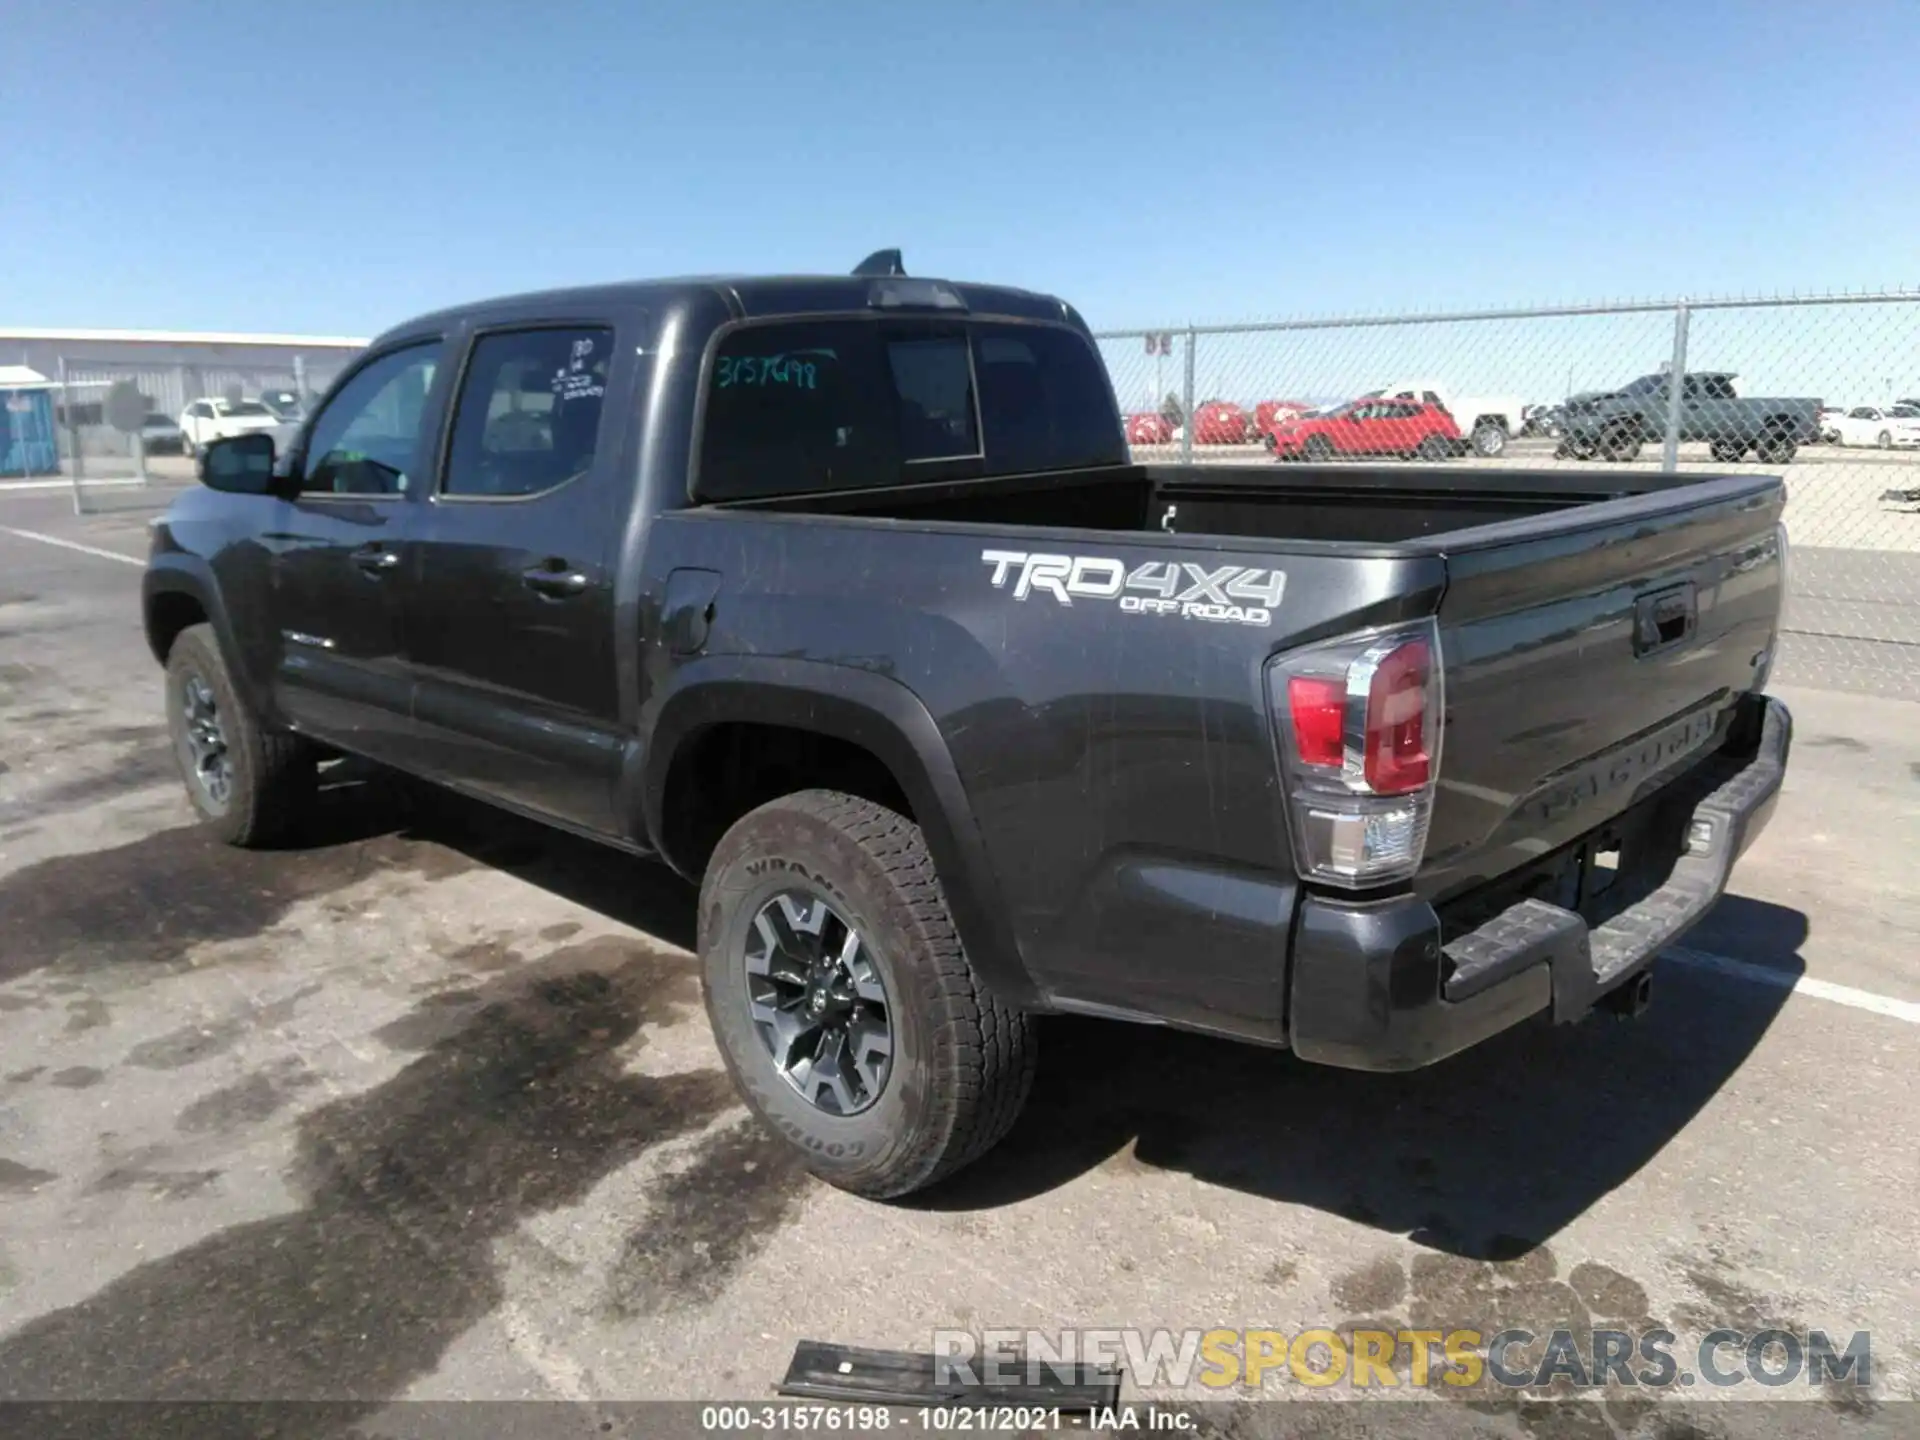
[1558,371,1821,464]
[144,253,1792,1197]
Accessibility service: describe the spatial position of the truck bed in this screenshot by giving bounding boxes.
[702,458,1786,951]
[718,460,1752,546]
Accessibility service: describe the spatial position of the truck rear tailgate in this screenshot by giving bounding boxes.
[1419,475,1785,905]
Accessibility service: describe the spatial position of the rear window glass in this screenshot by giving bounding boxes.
[696,318,1121,501]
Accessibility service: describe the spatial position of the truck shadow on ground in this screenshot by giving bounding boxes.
[924,893,1807,1261]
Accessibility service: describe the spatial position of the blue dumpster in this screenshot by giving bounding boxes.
[2,384,59,479]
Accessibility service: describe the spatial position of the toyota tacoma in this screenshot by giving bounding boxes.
[143,251,1792,1197]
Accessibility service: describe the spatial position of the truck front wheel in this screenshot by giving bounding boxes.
[698,789,1037,1199]
[1470,419,1507,457]
[164,623,316,847]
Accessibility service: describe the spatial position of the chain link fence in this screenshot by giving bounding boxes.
[1096,292,1920,701]
[31,352,355,505]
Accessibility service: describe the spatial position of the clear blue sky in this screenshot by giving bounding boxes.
[2,0,1915,339]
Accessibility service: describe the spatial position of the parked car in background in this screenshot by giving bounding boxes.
[1190,400,1252,445]
[1252,399,1317,442]
[1831,405,1920,449]
[1361,380,1525,457]
[1124,412,1174,445]
[1557,372,1821,463]
[178,398,283,456]
[140,412,185,454]
[1269,398,1462,461]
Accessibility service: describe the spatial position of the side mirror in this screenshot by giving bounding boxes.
[199,432,280,494]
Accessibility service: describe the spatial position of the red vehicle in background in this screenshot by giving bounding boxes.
[1124,413,1174,445]
[1267,397,1463,461]
[1189,401,1253,444]
[1253,399,1317,442]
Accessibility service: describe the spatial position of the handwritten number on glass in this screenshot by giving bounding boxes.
[716,349,836,391]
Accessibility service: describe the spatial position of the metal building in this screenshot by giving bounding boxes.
[0,327,367,467]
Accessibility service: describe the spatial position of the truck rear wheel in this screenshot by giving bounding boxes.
[698,789,1036,1199]
[1757,429,1799,464]
[164,623,316,847]
[1470,419,1507,457]
[1710,440,1747,463]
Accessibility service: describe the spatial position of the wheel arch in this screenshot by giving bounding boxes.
[634,655,1041,1009]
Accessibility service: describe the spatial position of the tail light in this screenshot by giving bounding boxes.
[1268,618,1443,888]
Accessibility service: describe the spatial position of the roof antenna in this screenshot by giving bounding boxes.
[852,249,906,278]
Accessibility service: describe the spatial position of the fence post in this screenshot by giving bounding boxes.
[56,355,84,515]
[1661,301,1690,472]
[1180,327,1197,463]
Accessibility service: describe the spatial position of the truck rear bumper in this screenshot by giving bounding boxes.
[1286,695,1790,1072]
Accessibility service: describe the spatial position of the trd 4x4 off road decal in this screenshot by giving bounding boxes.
[980,549,1284,627]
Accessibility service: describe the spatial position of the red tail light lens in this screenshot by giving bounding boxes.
[1268,619,1444,889]
[1286,675,1347,768]
[1362,638,1432,794]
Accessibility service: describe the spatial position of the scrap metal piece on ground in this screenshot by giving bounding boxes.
[778,1341,1122,1411]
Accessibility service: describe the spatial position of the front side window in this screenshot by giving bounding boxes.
[301,342,440,497]
[442,327,613,498]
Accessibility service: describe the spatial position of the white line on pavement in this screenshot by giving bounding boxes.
[0,477,148,494]
[1667,946,1920,1026]
[0,525,144,568]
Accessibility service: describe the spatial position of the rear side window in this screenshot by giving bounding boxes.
[442,326,613,498]
[696,318,1122,501]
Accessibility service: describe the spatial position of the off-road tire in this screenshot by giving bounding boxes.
[698,789,1037,1199]
[1470,420,1507,457]
[164,623,316,847]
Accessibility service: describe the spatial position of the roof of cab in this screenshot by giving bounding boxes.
[375,271,1083,349]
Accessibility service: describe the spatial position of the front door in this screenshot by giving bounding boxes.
[398,322,632,833]
[267,339,445,762]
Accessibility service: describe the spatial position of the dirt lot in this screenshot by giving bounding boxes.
[0,483,1916,1438]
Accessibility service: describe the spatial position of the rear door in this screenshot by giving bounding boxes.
[266,339,446,759]
[1420,478,1785,904]
[397,319,638,833]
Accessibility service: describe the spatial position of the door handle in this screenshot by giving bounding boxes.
[352,546,399,574]
[522,565,590,598]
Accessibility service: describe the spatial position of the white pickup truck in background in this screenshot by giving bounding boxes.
[177,397,283,457]
[1360,380,1526,456]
